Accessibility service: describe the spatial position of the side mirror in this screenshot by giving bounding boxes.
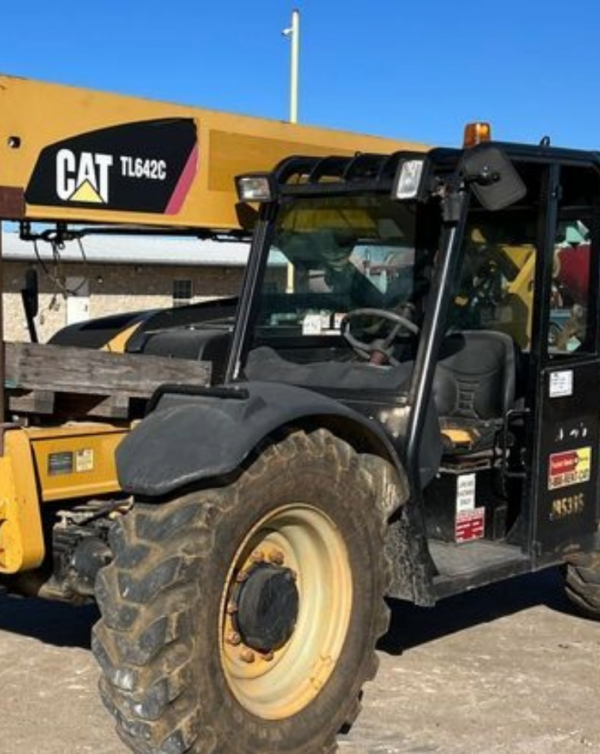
[462,145,526,211]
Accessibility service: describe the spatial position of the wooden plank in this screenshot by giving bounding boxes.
[5,342,212,399]
[0,228,4,423]
[7,391,133,420]
[7,390,55,415]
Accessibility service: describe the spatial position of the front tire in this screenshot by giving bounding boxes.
[93,428,390,754]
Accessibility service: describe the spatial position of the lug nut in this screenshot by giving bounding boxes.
[240,648,255,663]
[226,600,238,615]
[226,631,241,646]
[261,650,274,662]
[236,570,249,583]
[250,549,265,563]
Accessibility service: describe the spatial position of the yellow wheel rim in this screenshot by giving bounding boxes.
[219,504,353,720]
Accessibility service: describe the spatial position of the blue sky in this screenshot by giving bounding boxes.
[2,1,599,150]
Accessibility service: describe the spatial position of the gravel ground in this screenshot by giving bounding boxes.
[0,567,598,754]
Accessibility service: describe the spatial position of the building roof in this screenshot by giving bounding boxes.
[1,232,250,267]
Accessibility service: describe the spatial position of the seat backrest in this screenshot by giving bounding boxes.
[433,330,517,421]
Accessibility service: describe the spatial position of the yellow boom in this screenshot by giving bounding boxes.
[0,74,425,231]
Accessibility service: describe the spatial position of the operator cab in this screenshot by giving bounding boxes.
[233,136,600,600]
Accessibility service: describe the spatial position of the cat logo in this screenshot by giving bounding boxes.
[26,119,197,214]
[55,149,114,204]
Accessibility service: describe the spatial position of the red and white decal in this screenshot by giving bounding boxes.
[548,446,591,490]
[455,508,485,543]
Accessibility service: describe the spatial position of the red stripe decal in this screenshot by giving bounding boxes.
[165,143,198,214]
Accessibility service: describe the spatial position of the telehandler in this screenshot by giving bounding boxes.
[95,124,600,754]
[1,75,599,754]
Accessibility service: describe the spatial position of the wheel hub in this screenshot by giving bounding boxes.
[233,563,299,652]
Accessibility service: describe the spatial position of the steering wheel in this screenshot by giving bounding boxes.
[340,307,420,366]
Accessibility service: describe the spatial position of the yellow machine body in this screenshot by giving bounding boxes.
[0,423,128,574]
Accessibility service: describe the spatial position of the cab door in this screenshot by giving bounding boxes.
[530,162,600,563]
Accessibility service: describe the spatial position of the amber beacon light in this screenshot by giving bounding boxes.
[463,122,492,147]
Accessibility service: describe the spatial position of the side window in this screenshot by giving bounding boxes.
[549,218,591,352]
[548,164,600,356]
[448,211,538,350]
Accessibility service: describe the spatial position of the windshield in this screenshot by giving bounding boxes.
[249,194,426,345]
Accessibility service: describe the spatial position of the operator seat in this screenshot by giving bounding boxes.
[433,330,519,454]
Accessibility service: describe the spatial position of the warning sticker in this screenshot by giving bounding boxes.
[456,473,476,512]
[549,370,573,398]
[75,448,94,473]
[455,507,485,543]
[548,447,591,490]
[302,314,322,335]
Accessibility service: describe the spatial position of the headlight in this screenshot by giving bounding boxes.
[235,173,277,203]
[392,159,425,200]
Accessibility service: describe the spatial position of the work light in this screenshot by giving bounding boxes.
[392,159,426,201]
[235,174,277,203]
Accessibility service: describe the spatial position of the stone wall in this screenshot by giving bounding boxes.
[3,261,244,343]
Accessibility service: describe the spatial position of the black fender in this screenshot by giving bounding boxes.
[117,380,438,605]
[117,381,405,498]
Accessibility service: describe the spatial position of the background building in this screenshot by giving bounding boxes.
[2,233,249,342]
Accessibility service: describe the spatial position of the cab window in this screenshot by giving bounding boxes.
[447,209,538,350]
[548,165,600,356]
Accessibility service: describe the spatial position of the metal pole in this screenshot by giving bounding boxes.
[290,9,300,123]
[283,9,300,293]
[283,9,300,124]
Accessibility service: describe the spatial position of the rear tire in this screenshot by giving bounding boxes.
[564,551,600,619]
[93,428,391,754]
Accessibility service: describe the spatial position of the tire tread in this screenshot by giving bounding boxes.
[94,429,393,753]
